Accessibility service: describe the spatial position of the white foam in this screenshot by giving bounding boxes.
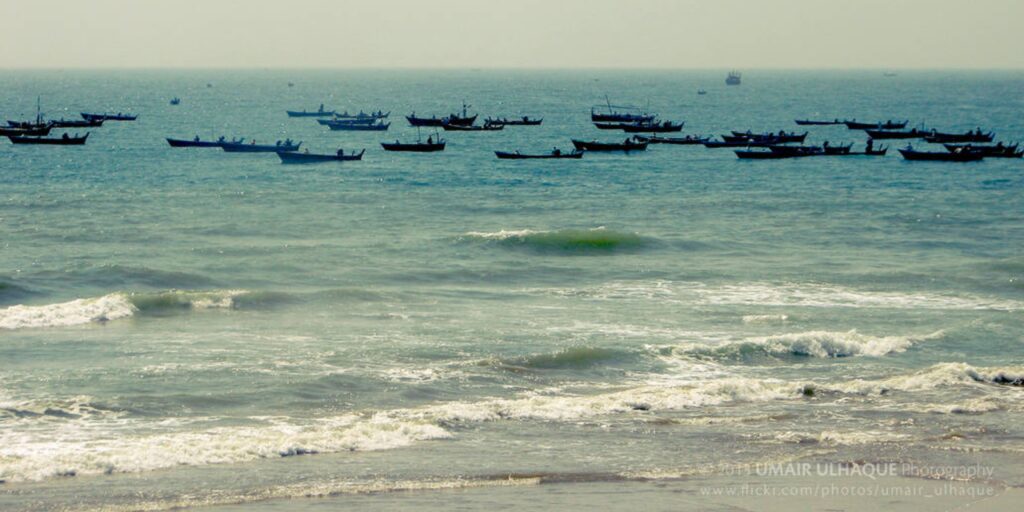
[530,280,1022,311]
[821,362,1024,395]
[668,329,940,359]
[462,229,542,240]
[0,294,136,330]
[742,314,789,323]
[0,414,450,483]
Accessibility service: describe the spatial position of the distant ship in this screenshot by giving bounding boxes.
[726,71,741,86]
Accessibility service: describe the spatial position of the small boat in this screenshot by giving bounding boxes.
[8,132,89,145]
[485,116,542,126]
[222,140,301,153]
[334,111,389,120]
[863,128,930,140]
[287,105,335,118]
[590,97,656,123]
[408,103,477,127]
[6,120,50,129]
[0,125,51,137]
[898,148,984,162]
[278,149,365,164]
[735,150,797,159]
[317,117,377,126]
[381,139,446,152]
[50,118,103,128]
[170,97,181,106]
[767,145,823,157]
[924,131,994,144]
[167,136,234,148]
[633,135,710,145]
[795,119,844,126]
[697,89,707,95]
[443,122,504,131]
[703,139,774,148]
[726,71,741,86]
[405,115,446,127]
[495,149,582,159]
[728,131,807,143]
[594,122,635,130]
[571,139,648,152]
[622,121,684,133]
[944,143,1022,158]
[845,120,908,130]
[81,112,136,121]
[325,121,390,131]
[822,143,854,155]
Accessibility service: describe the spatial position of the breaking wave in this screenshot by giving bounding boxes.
[666,329,942,360]
[461,227,651,254]
[0,290,290,330]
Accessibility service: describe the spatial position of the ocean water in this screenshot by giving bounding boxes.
[0,69,1022,511]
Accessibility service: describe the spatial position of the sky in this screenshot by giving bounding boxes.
[4,0,1023,69]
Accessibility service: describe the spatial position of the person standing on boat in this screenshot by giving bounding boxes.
[337,148,344,156]
[427,136,433,144]
[866,138,874,152]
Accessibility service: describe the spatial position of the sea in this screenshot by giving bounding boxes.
[0,69,1022,511]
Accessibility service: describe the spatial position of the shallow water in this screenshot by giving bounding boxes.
[0,69,1022,510]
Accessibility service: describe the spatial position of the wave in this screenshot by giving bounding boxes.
[0,414,450,483]
[666,329,941,360]
[494,346,633,371]
[0,290,291,330]
[461,227,651,254]
[535,280,1023,311]
[815,362,1024,396]
[0,395,126,421]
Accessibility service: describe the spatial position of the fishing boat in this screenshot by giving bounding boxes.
[726,71,741,86]
[767,145,824,157]
[81,112,137,121]
[170,97,181,106]
[277,149,365,164]
[632,135,710,145]
[486,116,542,126]
[593,122,635,130]
[495,149,582,160]
[735,150,798,159]
[728,131,808,143]
[844,120,908,130]
[863,128,930,140]
[325,120,390,131]
[50,118,103,128]
[0,125,51,137]
[697,89,707,95]
[221,140,301,153]
[286,104,335,117]
[590,97,656,123]
[405,114,446,127]
[622,121,684,133]
[381,139,446,152]
[6,120,50,129]
[944,143,1022,158]
[795,119,843,126]
[703,139,774,148]
[317,117,377,126]
[334,111,389,120]
[166,136,234,148]
[898,148,984,162]
[924,131,994,144]
[407,103,477,127]
[571,139,648,152]
[8,97,51,131]
[442,122,503,131]
[8,133,89,145]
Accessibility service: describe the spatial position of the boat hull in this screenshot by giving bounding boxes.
[222,143,301,153]
[9,133,89,145]
[167,138,227,148]
[633,135,709,145]
[571,140,648,152]
[381,142,446,152]
[326,122,389,131]
[898,149,983,161]
[864,129,929,140]
[278,150,365,163]
[495,151,582,159]
[81,113,136,121]
[286,110,336,118]
[845,121,907,130]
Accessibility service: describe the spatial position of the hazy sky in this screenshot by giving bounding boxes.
[5,0,1023,69]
